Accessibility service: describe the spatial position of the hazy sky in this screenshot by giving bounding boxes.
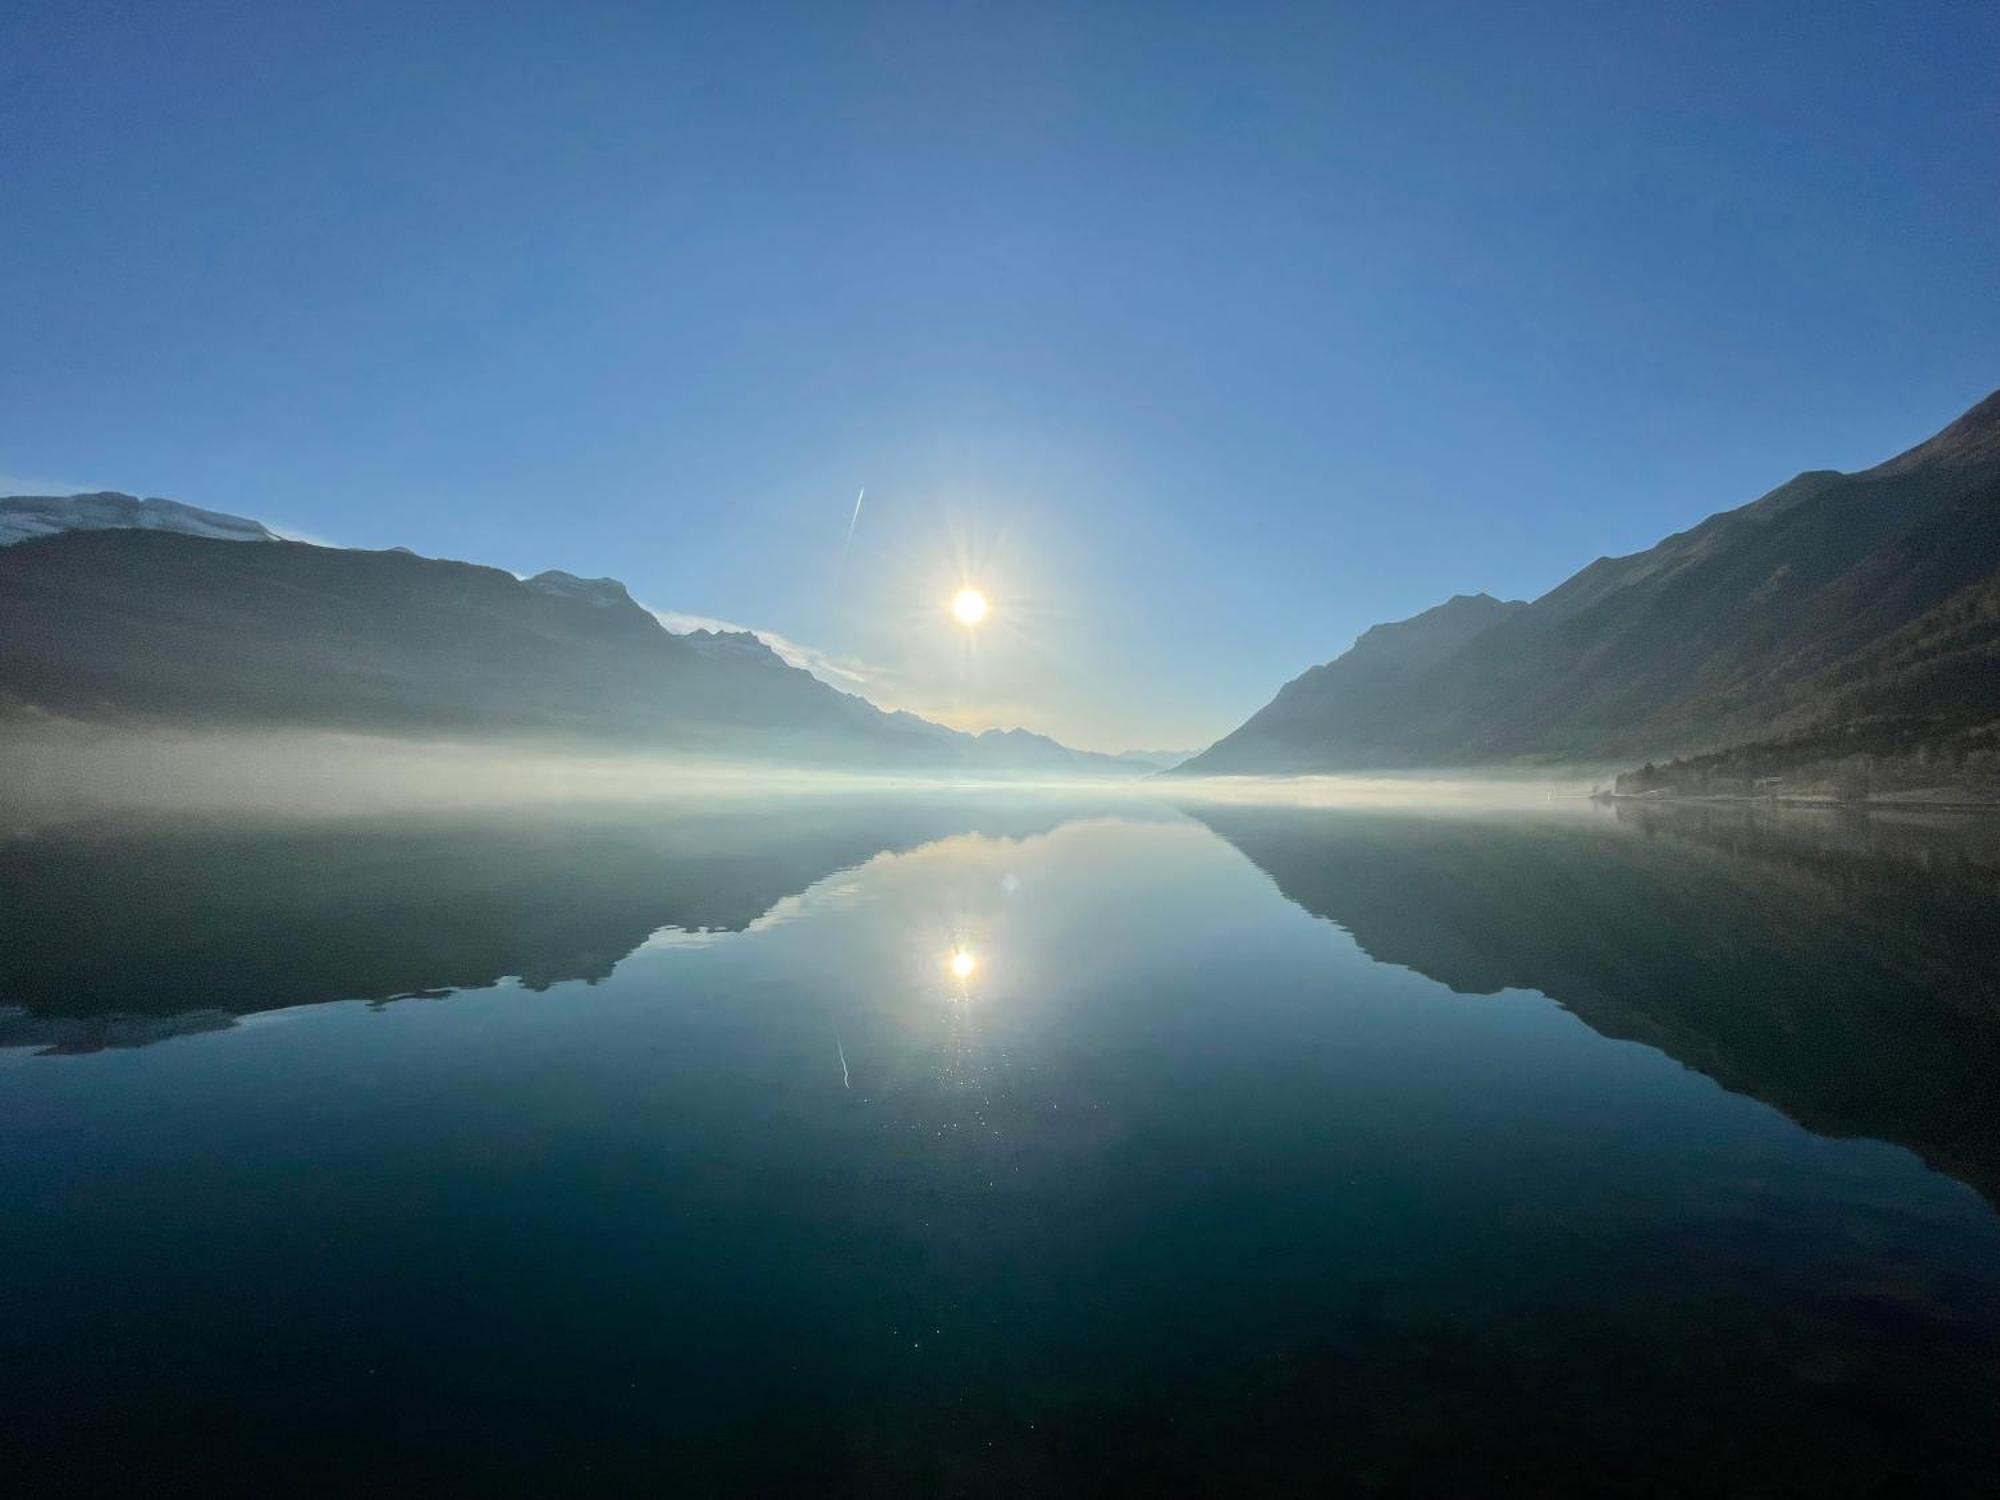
[3,1,1996,750]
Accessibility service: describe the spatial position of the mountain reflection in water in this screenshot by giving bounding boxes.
[0,796,1110,1049]
[7,797,1995,1211]
[4,793,1999,1495]
[1191,800,2000,1208]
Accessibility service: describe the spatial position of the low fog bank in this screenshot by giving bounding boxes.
[1161,767,1608,809]
[0,727,1121,823]
[0,725,1606,825]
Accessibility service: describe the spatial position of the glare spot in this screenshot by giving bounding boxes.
[951,588,989,626]
[949,948,977,980]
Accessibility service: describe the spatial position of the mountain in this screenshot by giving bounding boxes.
[0,498,1138,775]
[1182,390,2000,775]
[1613,554,2000,799]
[1186,594,1527,774]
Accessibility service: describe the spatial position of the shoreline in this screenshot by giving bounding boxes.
[1595,791,2000,814]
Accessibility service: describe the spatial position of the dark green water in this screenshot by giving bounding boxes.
[3,795,1998,1496]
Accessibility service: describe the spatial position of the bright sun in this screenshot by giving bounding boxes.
[951,588,989,627]
[949,948,977,980]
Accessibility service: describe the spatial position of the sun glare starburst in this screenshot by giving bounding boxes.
[949,947,977,980]
[951,588,989,627]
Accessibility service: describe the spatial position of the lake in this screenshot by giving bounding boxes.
[4,792,1998,1495]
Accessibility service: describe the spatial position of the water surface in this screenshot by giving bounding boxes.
[4,795,1998,1495]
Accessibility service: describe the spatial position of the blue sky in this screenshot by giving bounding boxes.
[3,1,1995,750]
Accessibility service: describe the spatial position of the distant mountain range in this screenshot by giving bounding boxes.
[10,388,1996,790]
[0,495,1146,775]
[1181,389,2000,788]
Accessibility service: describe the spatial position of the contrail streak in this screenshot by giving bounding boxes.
[837,1035,850,1089]
[843,488,864,549]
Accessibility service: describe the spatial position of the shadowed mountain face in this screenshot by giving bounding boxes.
[0,797,1099,1051]
[1185,390,2000,773]
[1190,801,2000,1205]
[0,521,1132,774]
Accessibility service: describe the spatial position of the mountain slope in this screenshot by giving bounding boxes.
[1188,593,1527,773]
[0,520,1133,774]
[1610,564,2000,801]
[1182,389,2000,773]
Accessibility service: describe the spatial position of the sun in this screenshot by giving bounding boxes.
[949,948,977,980]
[951,587,989,627]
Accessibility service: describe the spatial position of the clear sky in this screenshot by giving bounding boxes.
[3,1,1996,751]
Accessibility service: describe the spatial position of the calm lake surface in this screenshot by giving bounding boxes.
[4,793,1999,1495]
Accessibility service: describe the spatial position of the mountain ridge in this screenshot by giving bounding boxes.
[1181,389,2000,776]
[0,503,1139,776]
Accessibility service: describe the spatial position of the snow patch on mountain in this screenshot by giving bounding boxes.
[0,492,280,546]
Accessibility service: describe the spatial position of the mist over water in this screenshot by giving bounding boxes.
[0,724,1606,824]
